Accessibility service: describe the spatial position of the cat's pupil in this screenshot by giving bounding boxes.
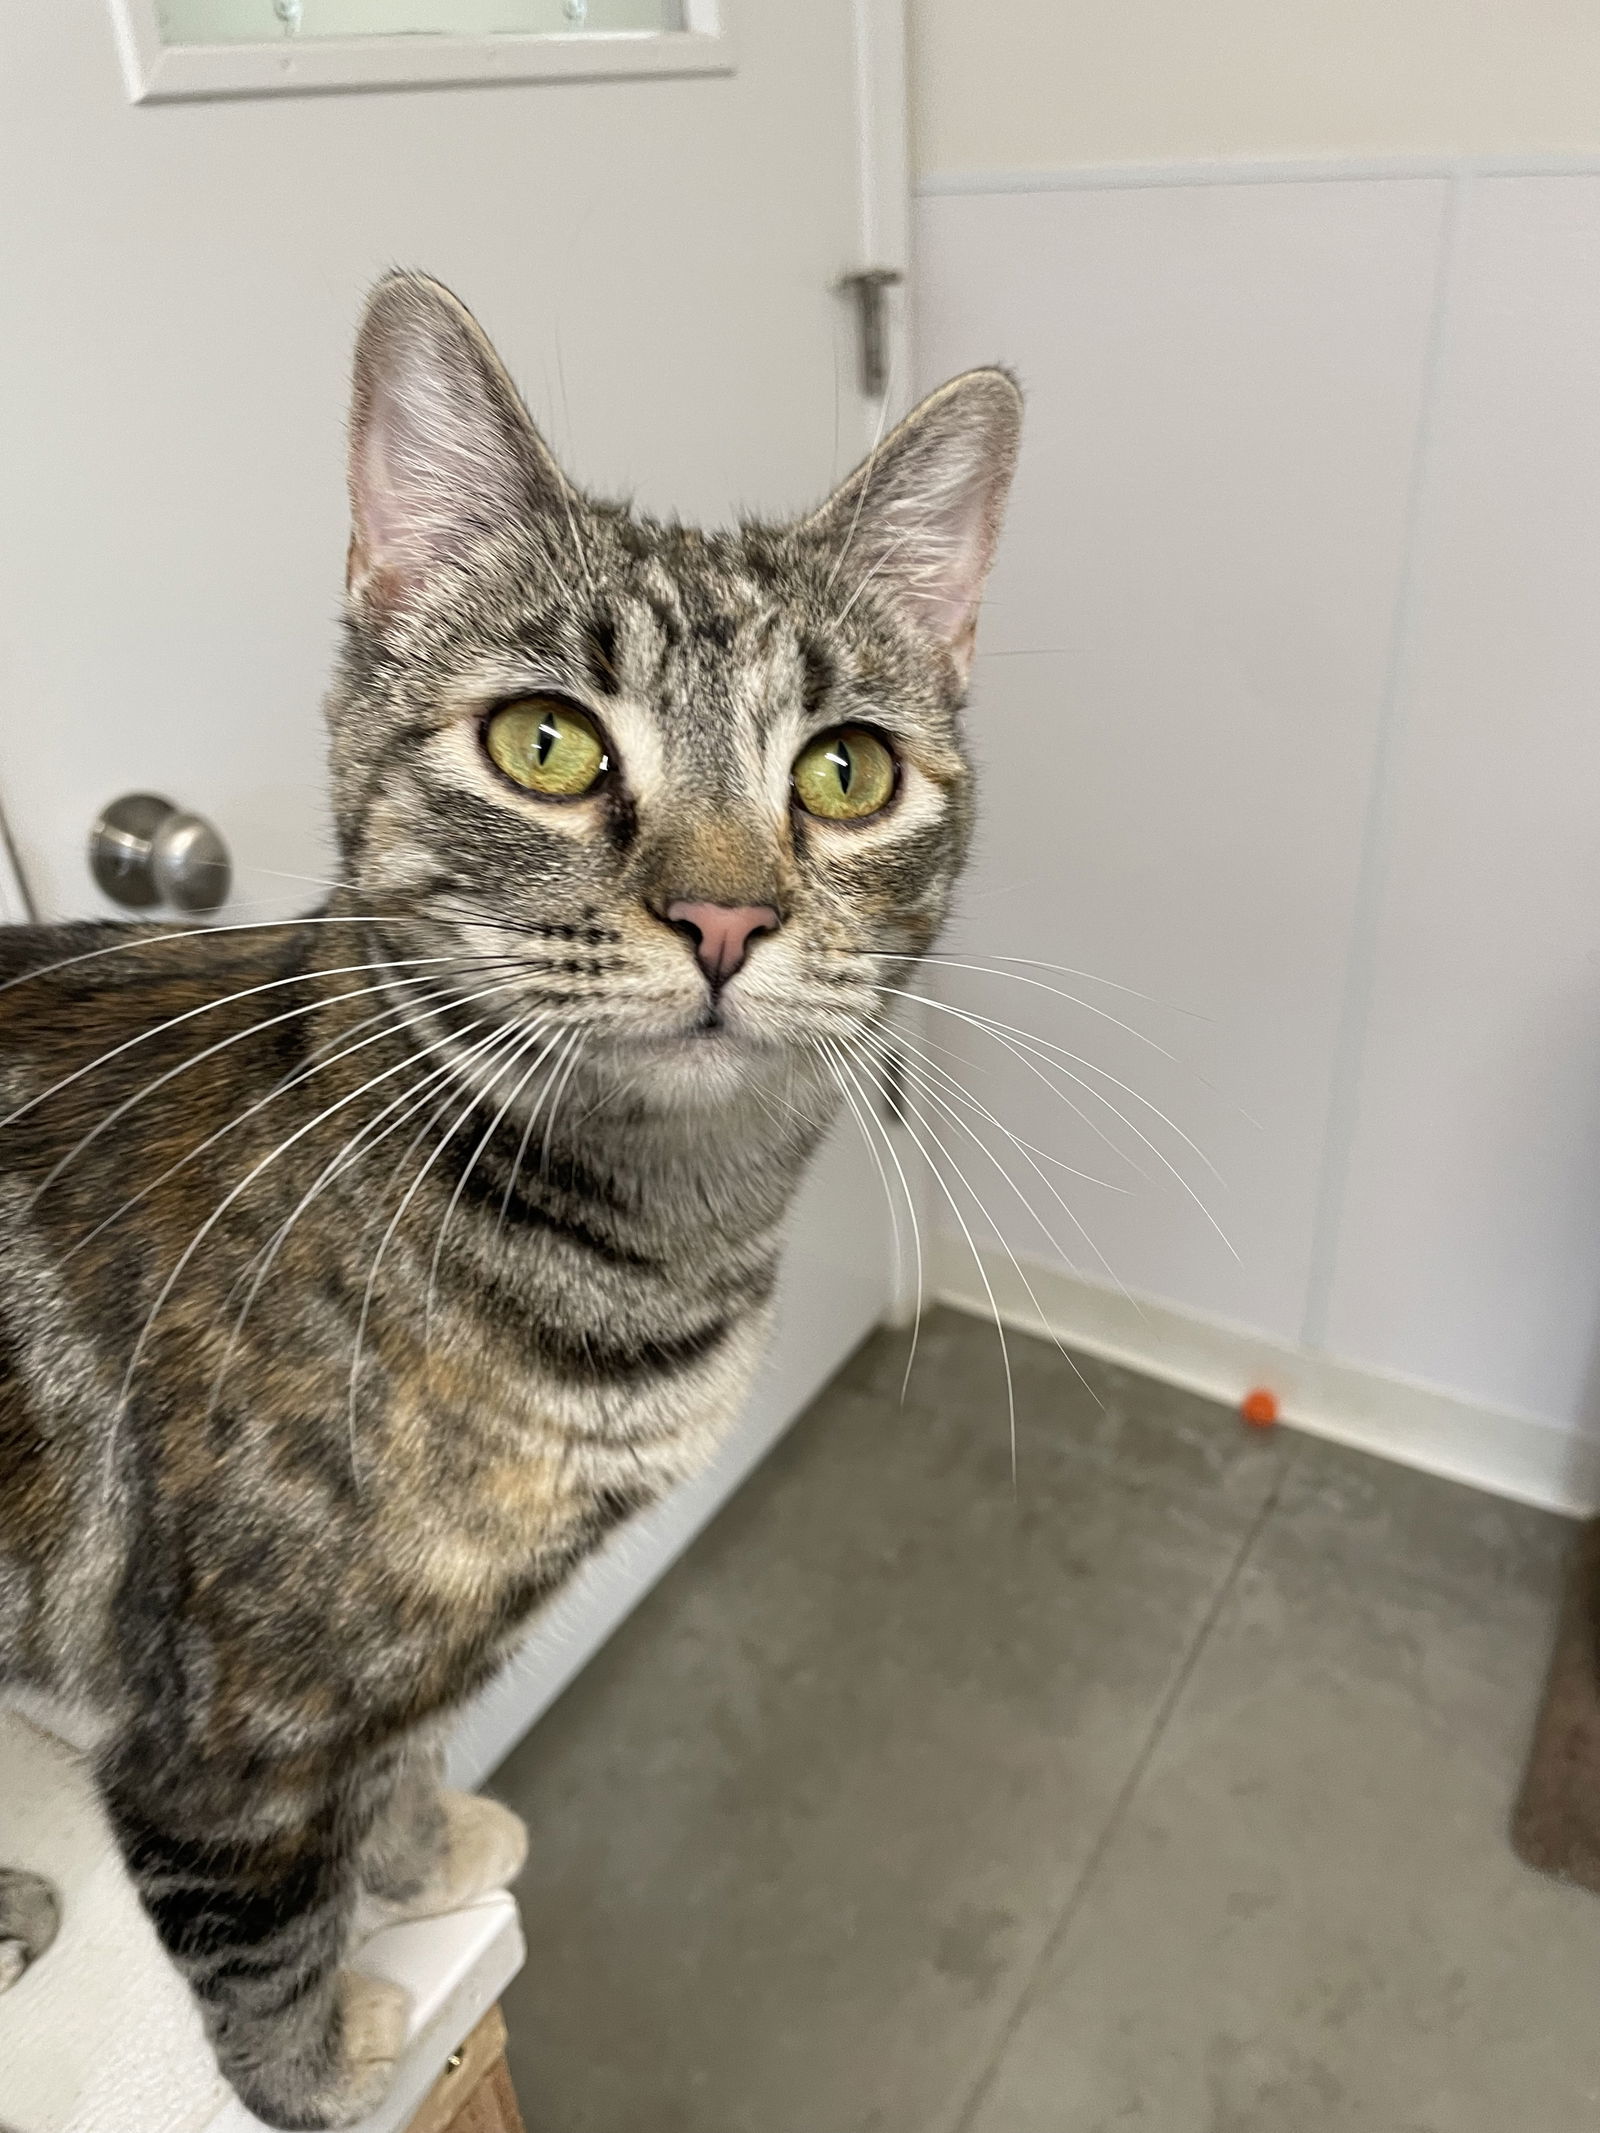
[828,740,852,793]
[536,713,559,765]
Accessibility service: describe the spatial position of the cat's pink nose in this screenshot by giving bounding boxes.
[666,900,780,987]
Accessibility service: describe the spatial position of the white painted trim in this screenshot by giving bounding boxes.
[841,0,911,431]
[917,152,1600,197]
[107,0,734,103]
[932,1237,1599,1517]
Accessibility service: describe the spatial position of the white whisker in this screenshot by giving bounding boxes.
[0,951,495,1141]
[851,1022,1146,1323]
[57,970,530,1267]
[205,1015,527,1425]
[876,991,1144,1179]
[876,987,1238,1258]
[832,1038,1019,1480]
[422,1021,561,1327]
[880,986,1220,1178]
[869,953,1179,1059]
[496,1027,578,1226]
[988,954,1211,1019]
[346,1015,546,1469]
[28,959,528,1205]
[0,913,457,1004]
[861,1020,1131,1193]
[100,972,538,1493]
[821,371,898,598]
[537,1032,587,1182]
[817,1039,922,1390]
[841,1039,1106,1417]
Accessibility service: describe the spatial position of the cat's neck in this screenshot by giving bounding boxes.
[509,1039,834,1208]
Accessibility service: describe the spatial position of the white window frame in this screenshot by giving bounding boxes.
[107,0,734,104]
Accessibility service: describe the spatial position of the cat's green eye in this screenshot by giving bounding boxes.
[792,726,896,822]
[485,697,609,798]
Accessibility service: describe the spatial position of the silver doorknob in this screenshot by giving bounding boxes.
[89,794,232,914]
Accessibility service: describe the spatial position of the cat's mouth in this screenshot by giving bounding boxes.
[617,1003,787,1061]
[611,1015,736,1054]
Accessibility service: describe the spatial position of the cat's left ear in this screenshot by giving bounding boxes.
[805,369,1023,679]
[347,270,574,614]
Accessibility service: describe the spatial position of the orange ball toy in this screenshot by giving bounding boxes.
[1240,1387,1279,1428]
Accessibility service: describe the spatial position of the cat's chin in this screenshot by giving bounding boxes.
[603,1022,806,1111]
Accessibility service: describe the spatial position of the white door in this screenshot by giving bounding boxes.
[0,0,908,1780]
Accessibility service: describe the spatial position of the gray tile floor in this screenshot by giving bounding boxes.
[491,1307,1600,2133]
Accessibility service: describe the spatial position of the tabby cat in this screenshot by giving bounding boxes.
[0,272,1019,2128]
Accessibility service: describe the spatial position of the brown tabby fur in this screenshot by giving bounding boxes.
[0,273,1019,2127]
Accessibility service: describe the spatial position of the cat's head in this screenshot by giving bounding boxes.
[328,272,1019,1106]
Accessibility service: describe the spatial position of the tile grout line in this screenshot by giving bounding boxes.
[943,1446,1300,2133]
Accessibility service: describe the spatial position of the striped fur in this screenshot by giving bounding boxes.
[0,274,1019,2127]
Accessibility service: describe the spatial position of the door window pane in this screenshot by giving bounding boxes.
[156,0,678,43]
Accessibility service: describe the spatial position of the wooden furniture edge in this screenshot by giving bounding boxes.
[405,2004,525,2133]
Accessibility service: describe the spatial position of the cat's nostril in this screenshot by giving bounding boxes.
[665,900,781,988]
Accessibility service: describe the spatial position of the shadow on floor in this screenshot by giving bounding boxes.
[490,1307,1598,2133]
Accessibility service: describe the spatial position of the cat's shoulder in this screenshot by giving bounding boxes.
[0,920,328,1057]
[0,920,132,989]
[0,918,318,997]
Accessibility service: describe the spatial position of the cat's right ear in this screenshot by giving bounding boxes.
[347,271,572,614]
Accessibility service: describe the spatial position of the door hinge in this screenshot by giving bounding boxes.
[837,267,903,400]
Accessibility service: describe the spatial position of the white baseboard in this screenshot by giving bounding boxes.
[931,1238,1599,1518]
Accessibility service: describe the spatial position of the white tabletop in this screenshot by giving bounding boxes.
[0,1706,525,2133]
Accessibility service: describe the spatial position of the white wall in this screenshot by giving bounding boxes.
[915,158,1600,1510]
[911,1,1600,176]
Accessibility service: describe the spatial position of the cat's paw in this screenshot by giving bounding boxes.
[434,1791,527,1905]
[368,1791,527,1926]
[334,1970,410,2105]
[232,1972,409,2131]
[0,1870,60,1992]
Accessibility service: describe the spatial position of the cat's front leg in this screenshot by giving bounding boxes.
[97,1730,409,2131]
[359,1726,527,1925]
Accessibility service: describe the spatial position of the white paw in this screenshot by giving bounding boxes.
[365,1792,527,1930]
[226,1972,411,2130]
[438,1791,528,1902]
[324,1971,409,2123]
[342,1969,410,2070]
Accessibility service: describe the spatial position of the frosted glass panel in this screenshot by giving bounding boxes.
[156,0,677,43]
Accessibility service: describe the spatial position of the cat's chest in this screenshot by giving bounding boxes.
[360,1321,753,1633]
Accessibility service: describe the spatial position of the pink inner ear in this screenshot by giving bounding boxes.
[900,509,993,652]
[350,357,484,605]
[349,304,527,610]
[869,470,1004,676]
[349,402,417,599]
[816,375,1021,675]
